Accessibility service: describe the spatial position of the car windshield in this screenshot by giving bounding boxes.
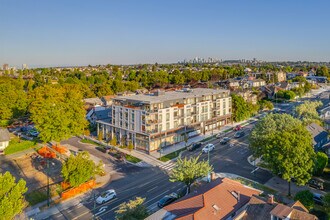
[100,192,109,198]
[159,196,170,204]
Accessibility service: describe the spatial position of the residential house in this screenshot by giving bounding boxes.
[319,105,330,129]
[265,71,287,82]
[235,91,258,105]
[0,128,10,154]
[261,85,283,99]
[240,195,317,220]
[306,123,328,150]
[146,178,261,220]
[247,79,266,88]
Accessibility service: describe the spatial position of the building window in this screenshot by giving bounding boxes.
[166,113,170,121]
[166,122,170,130]
[159,124,162,132]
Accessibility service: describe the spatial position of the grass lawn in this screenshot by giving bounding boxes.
[80,138,98,145]
[159,148,186,162]
[25,191,48,206]
[4,139,37,155]
[234,177,277,194]
[125,154,141,163]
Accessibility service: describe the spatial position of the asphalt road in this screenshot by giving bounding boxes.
[182,122,273,184]
[47,88,330,220]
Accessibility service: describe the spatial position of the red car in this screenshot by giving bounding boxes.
[233,125,242,131]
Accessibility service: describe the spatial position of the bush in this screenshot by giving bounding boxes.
[294,190,314,210]
[4,139,37,155]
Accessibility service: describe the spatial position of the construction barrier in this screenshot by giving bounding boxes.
[52,145,67,154]
[38,146,56,158]
[61,179,96,200]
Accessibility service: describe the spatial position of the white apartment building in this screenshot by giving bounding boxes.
[97,88,232,153]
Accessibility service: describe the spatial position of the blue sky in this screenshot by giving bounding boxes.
[1,0,330,67]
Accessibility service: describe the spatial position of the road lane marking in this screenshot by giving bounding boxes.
[144,189,170,205]
[147,186,158,192]
[95,206,108,216]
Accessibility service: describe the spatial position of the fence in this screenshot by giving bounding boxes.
[61,179,96,200]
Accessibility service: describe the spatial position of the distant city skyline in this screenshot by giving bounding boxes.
[1,0,330,67]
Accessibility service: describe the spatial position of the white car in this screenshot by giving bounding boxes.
[202,144,215,153]
[96,189,117,204]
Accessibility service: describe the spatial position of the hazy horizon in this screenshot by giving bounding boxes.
[1,0,330,67]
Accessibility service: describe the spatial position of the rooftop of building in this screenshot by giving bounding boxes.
[162,178,261,220]
[243,195,317,220]
[113,88,230,104]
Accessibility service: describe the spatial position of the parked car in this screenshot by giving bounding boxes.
[215,133,223,139]
[233,125,242,131]
[187,142,202,151]
[96,146,111,153]
[158,193,178,208]
[220,137,230,145]
[313,193,324,206]
[308,178,324,190]
[28,129,39,137]
[202,144,215,153]
[96,189,117,204]
[234,130,245,138]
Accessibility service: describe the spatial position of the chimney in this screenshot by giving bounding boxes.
[267,194,274,204]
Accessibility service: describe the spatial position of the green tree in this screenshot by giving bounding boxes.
[170,156,213,193]
[115,197,148,220]
[314,152,328,176]
[98,130,103,141]
[294,190,314,210]
[128,141,134,152]
[110,137,117,146]
[249,114,315,196]
[62,151,103,187]
[295,101,323,125]
[29,84,88,143]
[0,172,28,220]
[324,192,330,214]
[316,66,329,77]
[231,94,252,122]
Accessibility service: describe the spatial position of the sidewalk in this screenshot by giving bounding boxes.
[149,117,257,158]
[84,136,165,167]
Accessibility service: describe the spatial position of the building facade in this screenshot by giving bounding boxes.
[97,88,232,153]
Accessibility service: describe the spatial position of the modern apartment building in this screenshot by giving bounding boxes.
[97,88,232,153]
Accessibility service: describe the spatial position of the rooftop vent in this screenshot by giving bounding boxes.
[154,90,165,96]
[212,204,220,213]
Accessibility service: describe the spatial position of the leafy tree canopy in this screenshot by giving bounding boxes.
[294,190,314,211]
[62,151,104,187]
[29,84,88,142]
[115,197,148,220]
[170,156,213,193]
[314,152,328,176]
[295,101,323,125]
[249,114,315,187]
[0,172,28,220]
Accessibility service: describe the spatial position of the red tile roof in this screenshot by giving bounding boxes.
[164,178,261,220]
